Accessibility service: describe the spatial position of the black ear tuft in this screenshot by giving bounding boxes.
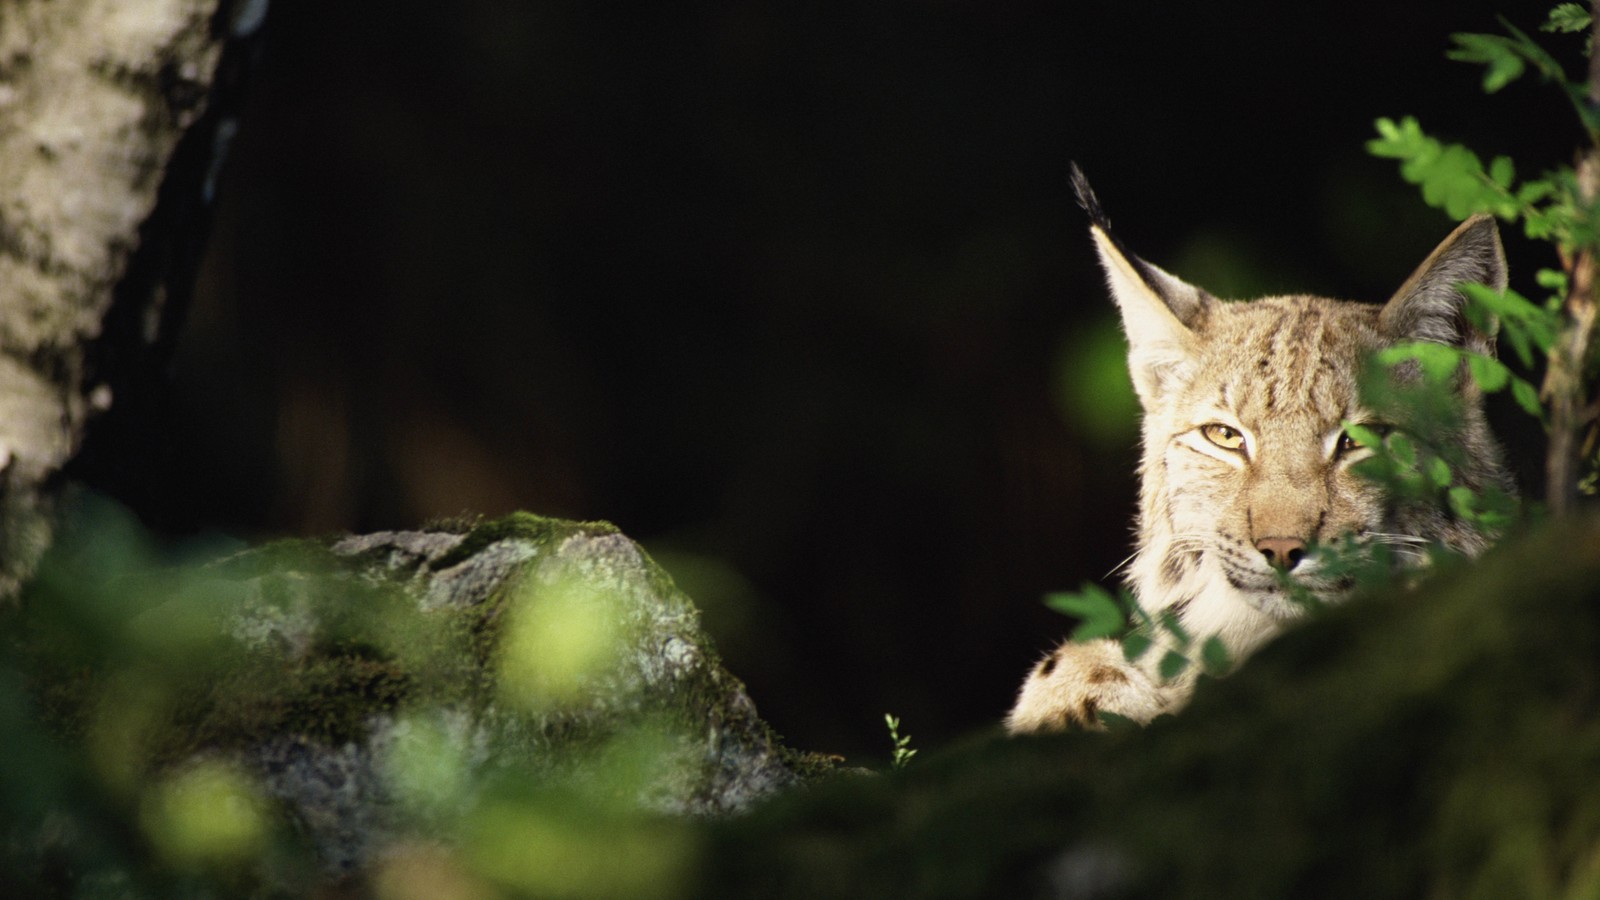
[1070,162,1113,234]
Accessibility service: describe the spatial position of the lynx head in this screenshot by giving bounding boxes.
[1072,166,1512,642]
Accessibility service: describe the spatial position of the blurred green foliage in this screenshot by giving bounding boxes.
[1052,316,1140,450]
[2,496,707,899]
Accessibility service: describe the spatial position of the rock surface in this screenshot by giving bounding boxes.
[159,513,828,875]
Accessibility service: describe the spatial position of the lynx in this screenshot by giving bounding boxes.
[1005,168,1514,733]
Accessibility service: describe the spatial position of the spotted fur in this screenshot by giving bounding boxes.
[1005,169,1513,734]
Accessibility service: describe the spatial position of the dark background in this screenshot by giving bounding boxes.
[105,0,1572,759]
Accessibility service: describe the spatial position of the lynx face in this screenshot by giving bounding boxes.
[1144,296,1398,622]
[1004,168,1514,733]
[1094,195,1510,651]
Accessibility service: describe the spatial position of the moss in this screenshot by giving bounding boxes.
[429,511,620,571]
[420,513,484,535]
[696,513,1600,898]
[204,537,350,581]
[162,648,413,766]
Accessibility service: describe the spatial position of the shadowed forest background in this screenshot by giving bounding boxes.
[76,0,1572,760]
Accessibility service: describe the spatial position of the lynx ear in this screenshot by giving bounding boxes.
[1072,165,1214,405]
[1379,214,1506,357]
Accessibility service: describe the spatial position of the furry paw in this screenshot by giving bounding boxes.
[1005,637,1174,733]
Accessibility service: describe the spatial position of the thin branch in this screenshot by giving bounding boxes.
[1540,0,1600,515]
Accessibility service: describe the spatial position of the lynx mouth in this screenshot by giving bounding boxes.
[1219,554,1354,612]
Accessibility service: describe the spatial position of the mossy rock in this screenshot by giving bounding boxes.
[22,511,832,878]
[24,508,1600,897]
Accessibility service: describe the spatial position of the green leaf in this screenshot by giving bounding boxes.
[1341,421,1388,452]
[1518,179,1557,204]
[1367,116,1418,158]
[1544,3,1592,34]
[1445,18,1597,141]
[1045,585,1127,642]
[1459,283,1561,369]
[1472,486,1520,530]
[1466,353,1510,392]
[1157,610,1191,649]
[1126,602,1154,632]
[1122,632,1153,663]
[1157,650,1188,682]
[1377,342,1463,384]
[1097,712,1136,731]
[1536,268,1569,292]
[1447,33,1527,93]
[1200,636,1232,676]
[1510,377,1545,418]
[1498,18,1574,85]
[1427,456,1453,488]
[1367,117,1526,220]
[1388,431,1419,468]
[1489,155,1515,187]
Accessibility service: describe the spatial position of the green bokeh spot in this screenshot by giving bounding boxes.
[1054,315,1139,449]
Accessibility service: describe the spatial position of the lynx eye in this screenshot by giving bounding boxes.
[1200,423,1245,451]
[1337,424,1393,455]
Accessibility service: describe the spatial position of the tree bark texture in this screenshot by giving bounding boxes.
[1544,1,1600,515]
[0,0,252,598]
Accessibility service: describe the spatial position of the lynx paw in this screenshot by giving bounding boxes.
[1004,637,1173,733]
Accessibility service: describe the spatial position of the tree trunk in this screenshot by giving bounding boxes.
[0,0,256,598]
[1542,0,1600,515]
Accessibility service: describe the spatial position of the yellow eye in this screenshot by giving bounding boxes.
[1201,423,1245,451]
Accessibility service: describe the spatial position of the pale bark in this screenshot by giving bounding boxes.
[0,0,242,596]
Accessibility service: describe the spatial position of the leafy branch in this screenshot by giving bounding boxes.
[1369,1,1600,514]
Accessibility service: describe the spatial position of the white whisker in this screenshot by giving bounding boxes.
[1358,531,1429,545]
[1102,551,1138,580]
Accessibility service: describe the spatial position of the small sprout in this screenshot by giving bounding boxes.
[884,714,917,769]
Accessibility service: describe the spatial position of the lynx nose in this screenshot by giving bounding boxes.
[1255,537,1307,571]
